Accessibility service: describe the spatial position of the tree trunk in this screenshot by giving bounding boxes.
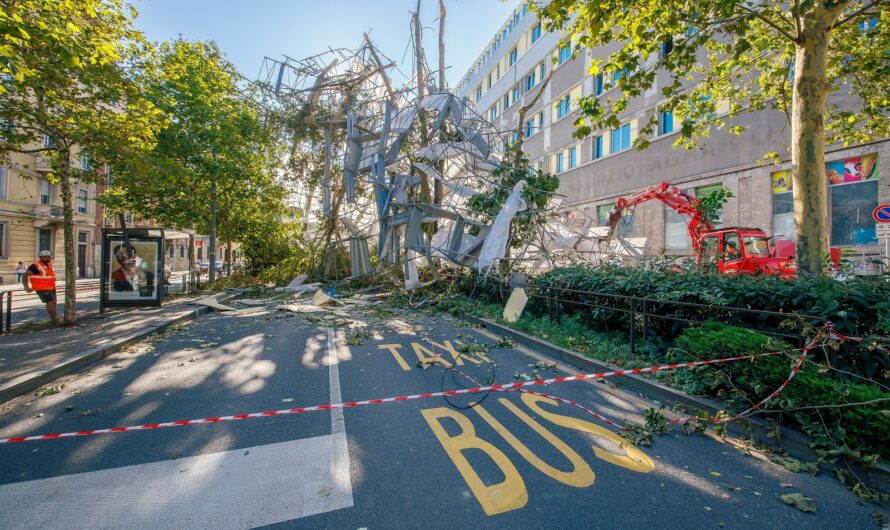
[56,147,77,324]
[413,4,432,204]
[226,240,233,276]
[791,15,832,277]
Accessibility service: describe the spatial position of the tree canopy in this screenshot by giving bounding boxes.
[537,0,888,276]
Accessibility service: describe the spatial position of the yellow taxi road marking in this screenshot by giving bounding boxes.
[378,338,490,371]
[422,394,654,516]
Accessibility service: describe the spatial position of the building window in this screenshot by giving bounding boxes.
[612,68,627,84]
[660,39,674,57]
[594,73,604,96]
[598,203,634,236]
[511,131,519,145]
[43,133,54,148]
[531,21,542,44]
[539,62,545,80]
[660,111,674,135]
[81,154,91,171]
[610,123,631,154]
[556,152,564,173]
[525,70,536,91]
[665,183,727,251]
[77,189,88,214]
[512,85,521,105]
[558,44,572,65]
[509,47,518,67]
[180,245,185,258]
[525,117,536,138]
[0,166,6,199]
[766,163,887,249]
[859,16,878,31]
[38,228,52,253]
[475,86,482,102]
[503,93,510,110]
[556,94,571,119]
[772,189,795,241]
[0,221,7,259]
[569,146,577,169]
[489,104,498,121]
[513,11,520,26]
[592,135,603,160]
[537,112,544,130]
[487,75,492,90]
[39,179,51,204]
[536,159,543,172]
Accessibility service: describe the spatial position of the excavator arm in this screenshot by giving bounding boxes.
[606,182,714,252]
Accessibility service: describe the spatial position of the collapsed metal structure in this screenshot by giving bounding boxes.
[255,34,644,287]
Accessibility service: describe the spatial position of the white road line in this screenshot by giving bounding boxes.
[0,436,353,529]
[326,328,353,502]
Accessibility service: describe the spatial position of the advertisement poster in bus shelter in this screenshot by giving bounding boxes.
[101,234,164,307]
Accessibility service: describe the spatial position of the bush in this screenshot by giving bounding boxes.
[674,322,890,460]
[529,264,890,379]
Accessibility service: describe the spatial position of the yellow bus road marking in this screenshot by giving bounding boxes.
[421,394,655,516]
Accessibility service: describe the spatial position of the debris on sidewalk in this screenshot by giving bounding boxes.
[275,304,325,314]
[312,291,338,307]
[781,493,817,512]
[194,296,237,312]
[503,287,528,323]
[237,299,269,306]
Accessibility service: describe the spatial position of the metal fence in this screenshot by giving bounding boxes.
[493,279,826,355]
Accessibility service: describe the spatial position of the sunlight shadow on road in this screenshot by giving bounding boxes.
[302,333,326,369]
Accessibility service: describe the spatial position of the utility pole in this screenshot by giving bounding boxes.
[208,148,217,282]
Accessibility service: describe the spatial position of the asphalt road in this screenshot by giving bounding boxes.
[0,297,885,529]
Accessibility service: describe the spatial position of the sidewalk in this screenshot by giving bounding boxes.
[0,278,100,293]
[0,293,236,404]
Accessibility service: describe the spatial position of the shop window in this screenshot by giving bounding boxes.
[772,154,879,246]
[831,180,879,246]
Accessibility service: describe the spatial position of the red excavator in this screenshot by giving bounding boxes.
[606,182,799,278]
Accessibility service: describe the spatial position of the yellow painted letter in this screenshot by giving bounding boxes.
[411,342,452,367]
[378,344,411,371]
[520,393,655,473]
[474,400,594,487]
[421,407,527,515]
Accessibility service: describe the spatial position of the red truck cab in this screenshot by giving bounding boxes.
[696,228,797,278]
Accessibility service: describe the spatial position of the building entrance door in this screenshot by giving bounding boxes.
[77,232,87,278]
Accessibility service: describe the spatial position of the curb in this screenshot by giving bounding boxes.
[0,293,239,406]
[467,315,890,491]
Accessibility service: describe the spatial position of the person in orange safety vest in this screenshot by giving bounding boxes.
[22,250,59,324]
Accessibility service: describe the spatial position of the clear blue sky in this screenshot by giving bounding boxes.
[133,0,519,87]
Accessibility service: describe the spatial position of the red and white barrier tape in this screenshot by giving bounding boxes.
[0,351,781,444]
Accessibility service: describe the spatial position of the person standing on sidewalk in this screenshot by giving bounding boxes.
[16,262,26,282]
[22,250,58,325]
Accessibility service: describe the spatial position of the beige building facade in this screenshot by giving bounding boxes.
[455,2,888,272]
[0,148,99,285]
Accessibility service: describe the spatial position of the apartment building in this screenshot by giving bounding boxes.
[0,143,99,285]
[454,2,888,269]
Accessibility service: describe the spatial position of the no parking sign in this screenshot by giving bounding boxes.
[875,204,890,238]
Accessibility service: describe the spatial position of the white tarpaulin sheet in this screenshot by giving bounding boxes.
[477,180,527,271]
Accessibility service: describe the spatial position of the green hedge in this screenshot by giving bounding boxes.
[527,265,890,379]
[673,322,890,460]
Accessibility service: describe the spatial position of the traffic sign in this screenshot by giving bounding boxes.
[878,222,889,239]
[873,204,890,223]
